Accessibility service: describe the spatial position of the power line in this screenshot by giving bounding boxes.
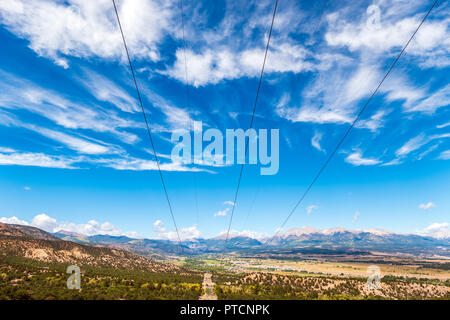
[240,185,260,231]
[224,0,279,245]
[267,0,439,245]
[179,0,200,226]
[111,0,182,245]
[239,0,329,236]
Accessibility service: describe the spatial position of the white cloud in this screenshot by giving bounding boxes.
[396,134,429,157]
[395,133,450,158]
[48,219,128,237]
[276,64,380,126]
[31,213,58,231]
[216,229,266,240]
[325,4,450,63]
[153,220,166,233]
[153,220,200,241]
[223,201,235,206]
[439,150,450,160]
[0,216,29,225]
[165,49,235,87]
[381,158,403,166]
[0,112,115,155]
[0,71,141,145]
[0,148,211,173]
[29,126,112,155]
[214,208,229,217]
[23,186,31,191]
[345,151,381,166]
[418,202,436,210]
[381,75,426,109]
[77,70,139,113]
[228,112,238,119]
[288,107,352,124]
[352,211,360,224]
[404,84,450,114]
[3,114,118,157]
[437,122,450,129]
[0,0,172,67]
[276,96,351,125]
[164,42,322,87]
[0,213,140,237]
[311,132,324,152]
[344,65,380,102]
[157,103,191,130]
[418,222,449,239]
[417,144,440,160]
[0,147,15,153]
[355,109,390,132]
[178,225,201,241]
[96,156,210,173]
[306,205,318,215]
[0,151,78,169]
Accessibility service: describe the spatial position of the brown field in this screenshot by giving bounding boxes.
[243,258,450,280]
[185,254,450,300]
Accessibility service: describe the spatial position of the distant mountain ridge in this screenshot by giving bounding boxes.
[2,222,448,258]
[49,225,450,258]
[0,223,182,273]
[273,226,397,238]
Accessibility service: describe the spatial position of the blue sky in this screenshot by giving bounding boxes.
[0,0,449,240]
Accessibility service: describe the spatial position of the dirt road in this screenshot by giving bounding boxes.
[199,273,218,300]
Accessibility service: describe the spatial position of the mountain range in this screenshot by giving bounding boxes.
[51,226,450,258]
[1,222,449,260]
[0,222,181,273]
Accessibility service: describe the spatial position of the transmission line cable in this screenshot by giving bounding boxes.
[224,0,279,245]
[112,0,182,245]
[179,0,200,226]
[267,0,439,245]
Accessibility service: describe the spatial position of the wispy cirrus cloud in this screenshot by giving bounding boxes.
[0,150,79,169]
[0,146,213,173]
[403,84,450,114]
[30,126,113,155]
[311,131,324,152]
[355,109,390,132]
[214,208,229,217]
[396,134,429,157]
[419,202,436,210]
[439,150,450,160]
[77,69,139,113]
[0,71,141,144]
[0,146,15,153]
[275,63,381,126]
[395,133,450,158]
[306,205,318,215]
[345,151,381,166]
[0,111,116,155]
[352,211,360,224]
[95,156,212,173]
